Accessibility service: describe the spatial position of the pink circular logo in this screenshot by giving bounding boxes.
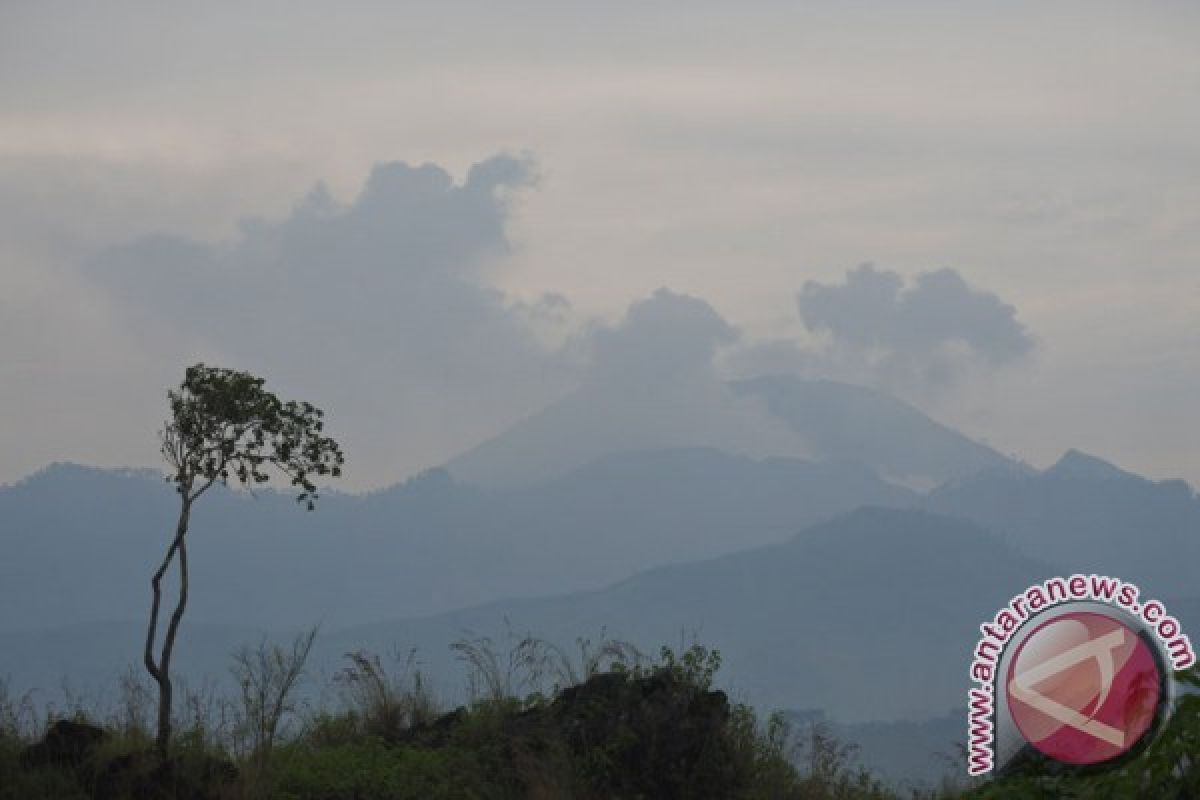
[1006,611,1163,765]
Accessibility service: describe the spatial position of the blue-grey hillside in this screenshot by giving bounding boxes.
[925,449,1200,596]
[313,508,1055,722]
[0,450,914,631]
[0,509,1055,725]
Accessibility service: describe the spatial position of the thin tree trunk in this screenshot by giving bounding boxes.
[145,493,191,759]
[157,529,189,755]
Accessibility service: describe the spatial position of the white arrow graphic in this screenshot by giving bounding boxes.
[1008,627,1127,748]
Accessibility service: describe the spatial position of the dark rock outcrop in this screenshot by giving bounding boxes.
[20,719,106,769]
[543,670,744,798]
[404,669,750,799]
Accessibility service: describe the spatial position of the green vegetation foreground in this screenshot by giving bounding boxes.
[1,643,905,800]
[3,643,1198,798]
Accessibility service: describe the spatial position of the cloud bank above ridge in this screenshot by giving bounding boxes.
[82,154,575,486]
[67,153,1041,489]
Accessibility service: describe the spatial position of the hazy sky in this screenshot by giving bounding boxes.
[2,1,1198,489]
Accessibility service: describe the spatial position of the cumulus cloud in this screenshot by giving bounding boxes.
[587,288,738,383]
[83,154,573,486]
[720,264,1034,400]
[797,264,1033,366]
[731,264,1032,390]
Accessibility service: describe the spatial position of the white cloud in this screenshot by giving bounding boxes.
[73,155,574,488]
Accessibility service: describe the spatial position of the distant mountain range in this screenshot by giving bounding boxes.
[927,449,1200,596]
[307,507,1055,723]
[0,508,1052,724]
[5,487,1195,721]
[2,374,1197,788]
[4,440,1193,633]
[0,449,915,631]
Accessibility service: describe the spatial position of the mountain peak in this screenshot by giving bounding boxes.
[1045,449,1132,481]
[446,373,1018,489]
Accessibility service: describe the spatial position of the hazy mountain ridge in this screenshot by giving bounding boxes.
[730,376,1023,485]
[4,442,1194,637]
[446,374,1021,488]
[925,448,1200,595]
[0,508,1056,725]
[0,449,916,631]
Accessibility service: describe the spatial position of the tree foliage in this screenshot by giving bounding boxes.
[161,364,344,507]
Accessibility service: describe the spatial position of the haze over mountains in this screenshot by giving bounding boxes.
[310,508,1053,722]
[0,449,916,632]
[446,375,1020,489]
[0,508,1049,719]
[928,449,1200,596]
[2,373,1197,786]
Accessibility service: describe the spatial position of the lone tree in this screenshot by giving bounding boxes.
[145,364,344,757]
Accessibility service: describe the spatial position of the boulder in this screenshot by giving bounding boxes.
[20,719,106,769]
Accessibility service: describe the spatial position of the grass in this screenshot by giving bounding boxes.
[3,635,1195,799]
